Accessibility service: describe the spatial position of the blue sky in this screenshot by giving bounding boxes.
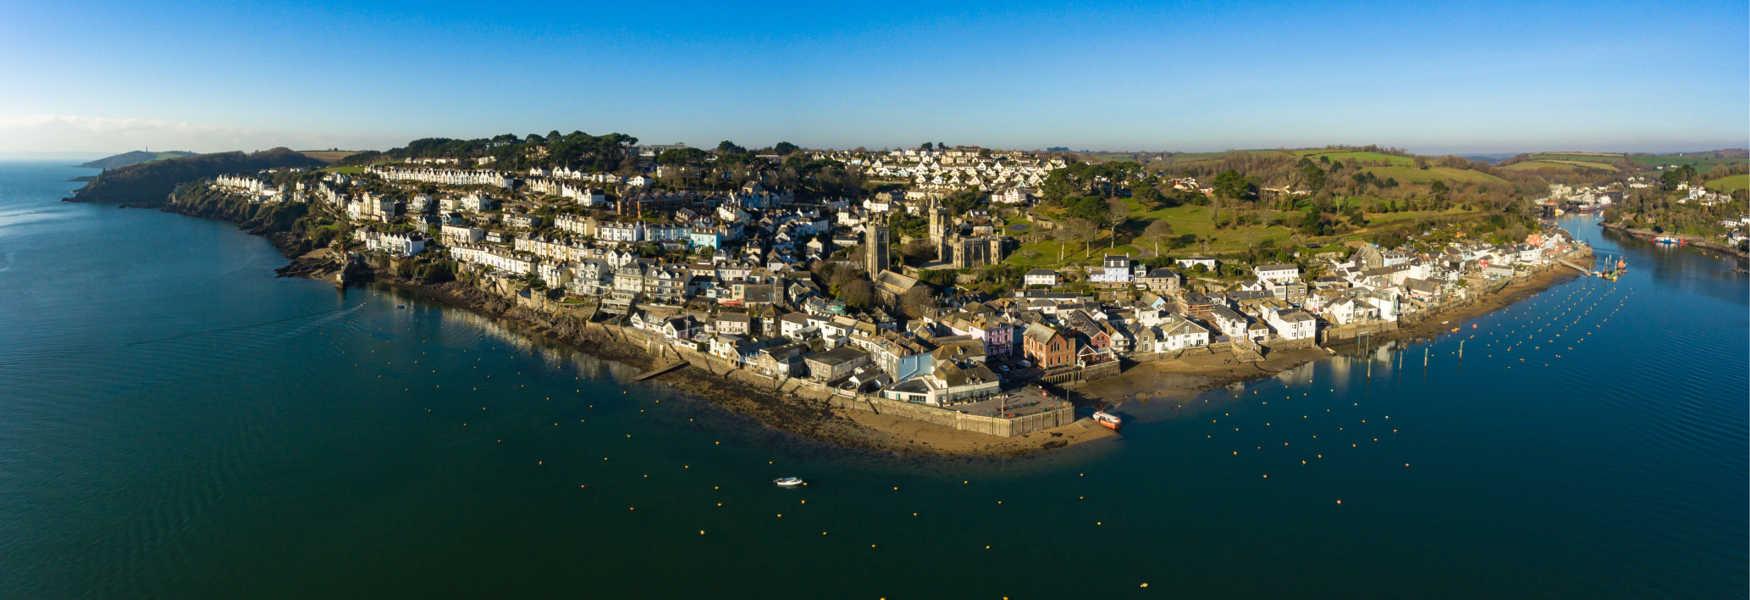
[1,0,1745,154]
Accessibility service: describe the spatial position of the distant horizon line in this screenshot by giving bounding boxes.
[4,143,1747,161]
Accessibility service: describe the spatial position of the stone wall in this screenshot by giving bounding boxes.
[464,276,1079,439]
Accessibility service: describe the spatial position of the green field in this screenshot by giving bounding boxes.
[1532,152,1624,162]
[1502,159,1619,173]
[1706,174,1749,193]
[1366,165,1506,185]
[299,150,363,164]
[1295,150,1510,185]
[1629,151,1747,172]
[1145,150,1278,170]
[1001,202,1482,268]
[1295,149,1415,166]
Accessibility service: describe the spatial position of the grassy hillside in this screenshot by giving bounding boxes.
[1135,147,1514,193]
[1002,192,1492,269]
[1705,174,1749,193]
[68,148,323,206]
[298,150,363,164]
[1628,149,1747,172]
[1367,165,1506,184]
[79,150,196,170]
[1501,159,1620,174]
[1494,152,1632,182]
[1294,149,1413,166]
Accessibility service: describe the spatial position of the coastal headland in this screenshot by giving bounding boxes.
[62,141,1625,458]
[80,194,1589,458]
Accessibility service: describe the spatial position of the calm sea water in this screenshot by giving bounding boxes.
[1,161,1744,598]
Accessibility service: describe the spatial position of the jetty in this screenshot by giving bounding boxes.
[633,359,688,381]
[1556,258,1591,275]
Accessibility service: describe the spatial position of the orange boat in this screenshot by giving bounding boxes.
[1093,411,1122,431]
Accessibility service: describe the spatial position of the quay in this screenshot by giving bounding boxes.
[633,359,688,381]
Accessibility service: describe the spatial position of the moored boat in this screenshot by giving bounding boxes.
[773,476,805,488]
[1092,411,1122,431]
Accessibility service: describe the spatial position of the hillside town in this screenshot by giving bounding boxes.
[191,144,1593,437]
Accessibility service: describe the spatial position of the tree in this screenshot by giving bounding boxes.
[899,285,935,318]
[772,141,799,156]
[1212,170,1257,202]
[657,147,708,166]
[840,279,874,308]
[1298,159,1328,192]
[917,269,958,288]
[1298,207,1335,235]
[1039,169,1078,204]
[1132,183,1165,208]
[1063,195,1110,225]
[1660,165,1697,191]
[715,140,747,155]
[901,238,938,263]
[940,188,986,213]
[1342,204,1367,227]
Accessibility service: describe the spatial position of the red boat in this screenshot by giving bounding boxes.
[1093,411,1122,431]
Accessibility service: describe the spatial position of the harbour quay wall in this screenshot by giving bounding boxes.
[1321,322,1400,344]
[456,275,1080,439]
[642,328,1074,438]
[821,394,1075,438]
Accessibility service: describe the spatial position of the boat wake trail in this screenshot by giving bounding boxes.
[121,303,367,349]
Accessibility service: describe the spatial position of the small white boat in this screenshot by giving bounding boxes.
[773,476,805,488]
[1093,411,1122,431]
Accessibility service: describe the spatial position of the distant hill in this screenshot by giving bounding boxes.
[1120,146,1515,197]
[67,148,323,206]
[79,150,197,170]
[1457,153,1517,165]
[1493,149,1748,182]
[1500,152,1626,175]
[1628,149,1748,172]
[295,150,363,164]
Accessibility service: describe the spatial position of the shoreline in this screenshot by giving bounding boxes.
[101,199,1591,459]
[1073,247,1593,406]
[363,277,1121,458]
[86,192,1117,459]
[1599,221,1749,259]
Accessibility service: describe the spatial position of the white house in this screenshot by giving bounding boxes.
[992,187,1032,205]
[353,230,427,257]
[449,245,533,275]
[1208,305,1252,341]
[1175,257,1218,270]
[1264,309,1317,342]
[440,224,485,244]
[1090,255,1133,284]
[346,194,395,223]
[1024,269,1059,287]
[1150,315,1210,353]
[1254,263,1300,286]
[598,221,644,244]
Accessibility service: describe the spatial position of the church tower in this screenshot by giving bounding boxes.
[928,199,949,261]
[865,214,890,275]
